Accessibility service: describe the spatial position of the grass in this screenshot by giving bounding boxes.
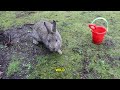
[6,56,21,77]
[1,11,120,79]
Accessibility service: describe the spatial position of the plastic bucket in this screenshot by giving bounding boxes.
[89,17,108,44]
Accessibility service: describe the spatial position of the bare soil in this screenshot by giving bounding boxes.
[0,24,51,79]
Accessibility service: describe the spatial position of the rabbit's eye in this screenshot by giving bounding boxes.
[56,40,57,42]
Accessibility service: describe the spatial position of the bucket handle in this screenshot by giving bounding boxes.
[91,17,108,32]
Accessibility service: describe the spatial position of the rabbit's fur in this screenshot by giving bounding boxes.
[31,20,62,54]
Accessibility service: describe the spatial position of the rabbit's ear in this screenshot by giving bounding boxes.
[44,22,51,34]
[52,20,56,32]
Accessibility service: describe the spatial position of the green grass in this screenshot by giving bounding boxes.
[6,56,21,77]
[1,11,120,79]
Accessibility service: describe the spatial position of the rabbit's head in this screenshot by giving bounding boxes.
[44,20,62,54]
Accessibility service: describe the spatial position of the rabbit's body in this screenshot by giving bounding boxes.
[31,20,62,54]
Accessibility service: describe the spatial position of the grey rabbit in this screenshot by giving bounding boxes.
[31,20,62,54]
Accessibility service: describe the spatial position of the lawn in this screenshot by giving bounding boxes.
[0,11,120,79]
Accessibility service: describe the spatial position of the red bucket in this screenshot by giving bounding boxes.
[89,17,108,45]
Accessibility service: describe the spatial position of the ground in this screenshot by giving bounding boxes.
[0,11,120,79]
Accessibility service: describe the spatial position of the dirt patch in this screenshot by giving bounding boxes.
[72,46,91,78]
[103,39,115,48]
[80,57,103,79]
[103,53,120,68]
[100,39,119,67]
[81,58,90,74]
[0,24,51,79]
[80,58,90,79]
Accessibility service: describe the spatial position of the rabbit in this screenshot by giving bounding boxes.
[31,20,62,54]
